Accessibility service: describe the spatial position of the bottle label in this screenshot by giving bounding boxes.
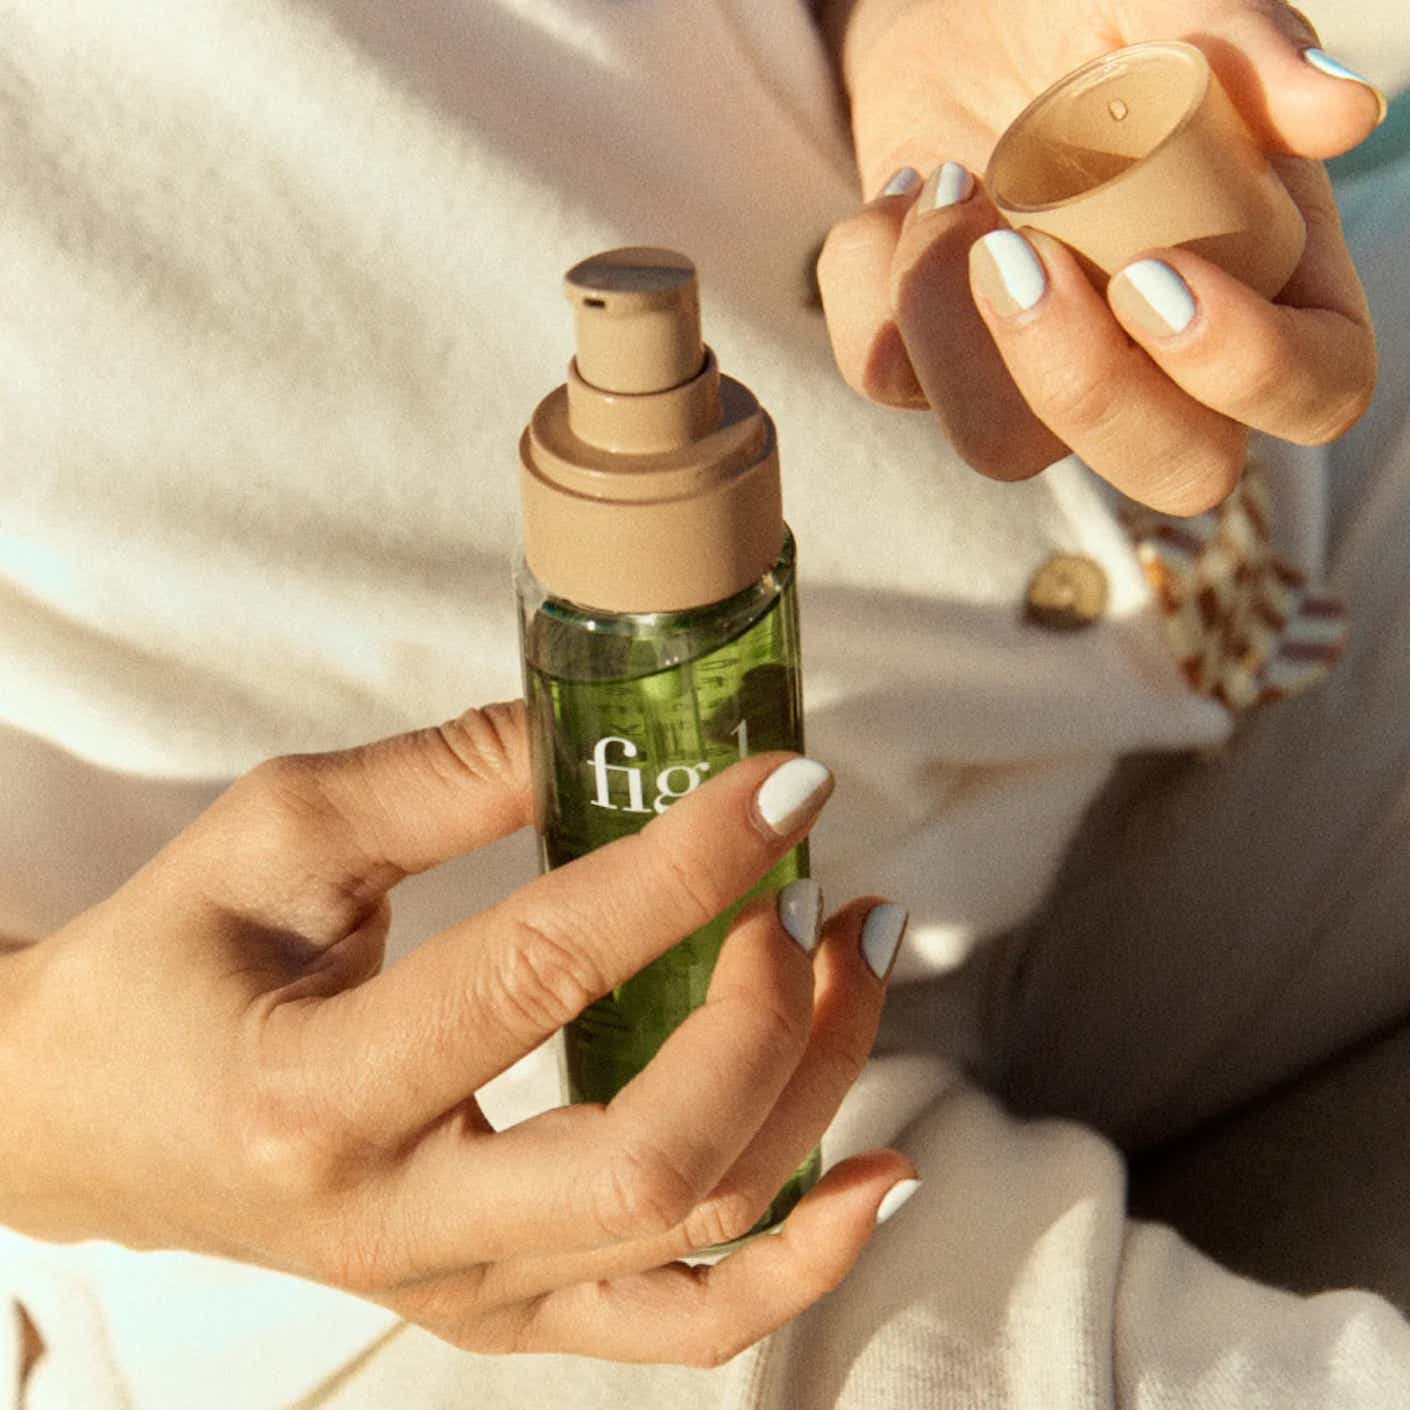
[586,735,713,815]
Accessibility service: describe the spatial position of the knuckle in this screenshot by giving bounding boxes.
[220,753,394,925]
[811,1024,874,1096]
[1230,340,1295,424]
[1300,379,1376,445]
[1037,361,1124,438]
[1148,450,1243,518]
[224,755,373,915]
[681,1186,770,1253]
[747,994,813,1071]
[243,1094,404,1292]
[434,703,530,794]
[237,1086,347,1205]
[638,837,721,934]
[590,1136,699,1240]
[1133,422,1246,518]
[490,913,606,1035]
[1231,314,1376,447]
[236,754,337,833]
[243,1124,325,1200]
[1299,187,1344,239]
[236,1030,383,1210]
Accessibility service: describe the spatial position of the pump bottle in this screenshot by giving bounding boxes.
[515,248,816,1236]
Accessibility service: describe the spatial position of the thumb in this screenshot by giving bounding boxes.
[1185,5,1387,157]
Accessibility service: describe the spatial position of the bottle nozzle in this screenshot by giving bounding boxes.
[524,245,782,611]
[564,247,704,394]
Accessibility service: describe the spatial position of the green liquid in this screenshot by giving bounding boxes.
[519,533,818,1237]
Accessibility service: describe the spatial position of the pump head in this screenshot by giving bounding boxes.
[564,247,704,395]
[521,246,783,613]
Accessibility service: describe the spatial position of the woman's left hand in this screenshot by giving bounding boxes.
[0,705,912,1366]
[816,0,1381,514]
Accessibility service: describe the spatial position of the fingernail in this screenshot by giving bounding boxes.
[755,758,834,837]
[971,229,1046,317]
[778,878,824,954]
[875,1177,923,1226]
[1110,258,1197,337]
[1302,49,1389,125]
[878,165,922,199]
[930,161,975,210]
[860,902,908,980]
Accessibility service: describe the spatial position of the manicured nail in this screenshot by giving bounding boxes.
[971,229,1046,317]
[930,161,974,210]
[878,165,922,199]
[1110,258,1196,337]
[860,902,908,980]
[1302,49,1388,125]
[778,878,824,954]
[875,1177,923,1226]
[755,758,834,837]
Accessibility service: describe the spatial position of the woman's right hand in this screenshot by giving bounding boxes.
[0,702,915,1367]
[816,0,1381,514]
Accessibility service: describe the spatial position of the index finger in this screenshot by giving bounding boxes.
[187,702,535,947]
[312,752,834,1140]
[816,166,929,406]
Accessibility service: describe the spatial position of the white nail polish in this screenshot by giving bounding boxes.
[875,1177,922,1226]
[977,229,1046,312]
[1302,49,1388,123]
[755,758,833,836]
[778,878,823,954]
[932,161,974,209]
[1120,258,1196,334]
[879,166,922,199]
[861,903,908,980]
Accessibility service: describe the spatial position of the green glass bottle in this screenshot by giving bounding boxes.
[515,248,818,1240]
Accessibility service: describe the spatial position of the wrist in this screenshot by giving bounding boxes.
[817,0,965,198]
[0,939,110,1243]
[0,944,54,1233]
[816,0,936,98]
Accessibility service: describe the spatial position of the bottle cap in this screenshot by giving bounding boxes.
[565,247,703,395]
[520,248,783,613]
[986,41,1306,298]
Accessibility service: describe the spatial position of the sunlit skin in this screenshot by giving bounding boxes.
[817,0,1380,514]
[0,703,912,1366]
[0,0,1388,1368]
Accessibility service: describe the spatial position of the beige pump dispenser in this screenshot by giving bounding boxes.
[519,247,783,614]
[518,247,815,1241]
